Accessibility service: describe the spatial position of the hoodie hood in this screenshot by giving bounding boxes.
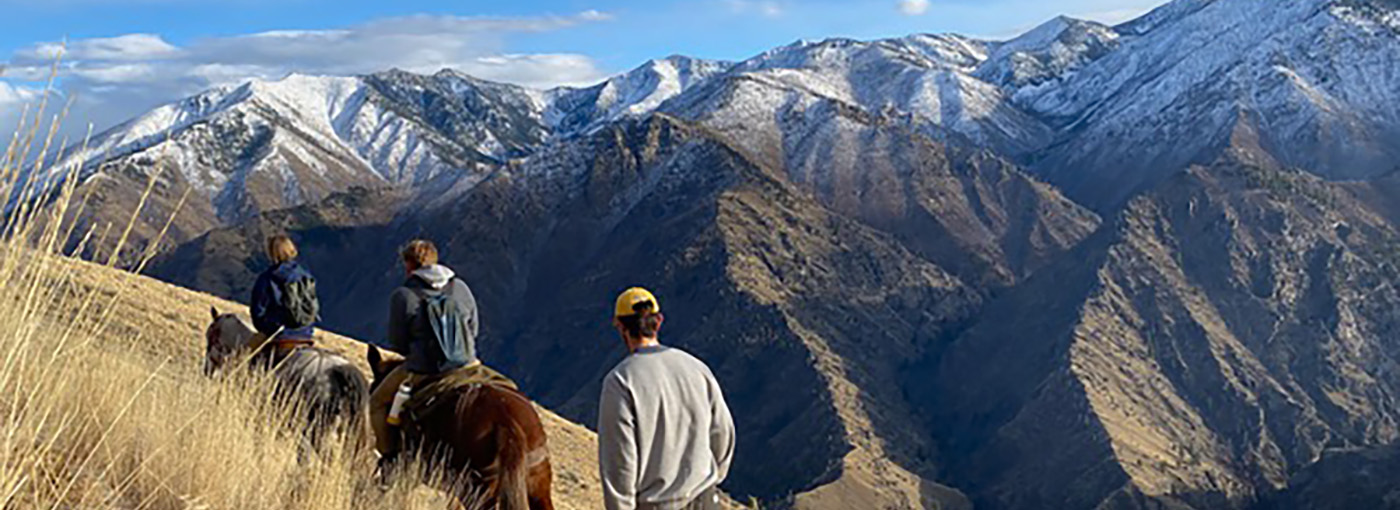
[270,260,309,281]
[411,264,456,289]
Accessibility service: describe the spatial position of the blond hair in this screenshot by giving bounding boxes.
[400,240,439,270]
[266,235,298,264]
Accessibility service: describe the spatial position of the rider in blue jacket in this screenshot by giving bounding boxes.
[250,235,318,344]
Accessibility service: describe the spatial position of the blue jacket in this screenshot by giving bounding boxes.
[250,260,316,340]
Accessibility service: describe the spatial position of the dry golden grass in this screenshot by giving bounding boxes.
[25,256,606,510]
[0,74,604,510]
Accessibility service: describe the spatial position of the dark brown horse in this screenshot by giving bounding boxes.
[366,346,554,510]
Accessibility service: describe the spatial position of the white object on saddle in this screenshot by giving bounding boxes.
[387,383,412,426]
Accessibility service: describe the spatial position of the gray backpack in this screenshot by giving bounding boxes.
[417,282,470,372]
[280,274,320,329]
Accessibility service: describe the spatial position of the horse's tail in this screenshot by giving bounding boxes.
[495,415,531,510]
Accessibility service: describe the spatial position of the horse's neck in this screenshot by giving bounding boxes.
[224,318,259,351]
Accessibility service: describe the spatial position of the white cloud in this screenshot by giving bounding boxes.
[0,81,42,106]
[725,0,783,18]
[21,34,179,62]
[0,11,613,141]
[464,54,608,88]
[578,9,614,21]
[898,0,930,16]
[0,81,49,149]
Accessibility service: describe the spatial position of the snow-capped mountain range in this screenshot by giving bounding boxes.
[45,0,1400,241]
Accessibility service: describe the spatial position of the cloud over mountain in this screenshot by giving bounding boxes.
[0,11,613,145]
[898,0,931,16]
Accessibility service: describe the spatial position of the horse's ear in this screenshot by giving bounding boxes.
[366,345,382,374]
[210,306,220,321]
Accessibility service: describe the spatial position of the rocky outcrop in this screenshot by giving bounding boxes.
[924,148,1400,510]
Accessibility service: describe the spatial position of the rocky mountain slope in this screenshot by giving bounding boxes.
[148,112,1097,508]
[1259,445,1400,509]
[1027,0,1400,209]
[921,137,1400,509]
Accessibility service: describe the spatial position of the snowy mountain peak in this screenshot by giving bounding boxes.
[895,34,992,70]
[53,73,356,178]
[976,16,1119,90]
[542,55,731,132]
[1003,16,1094,49]
[1115,0,1220,35]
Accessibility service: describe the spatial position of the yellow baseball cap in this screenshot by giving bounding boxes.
[614,287,660,318]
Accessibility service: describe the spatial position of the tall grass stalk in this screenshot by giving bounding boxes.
[0,61,469,509]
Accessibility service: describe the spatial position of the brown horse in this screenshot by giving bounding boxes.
[366,346,554,510]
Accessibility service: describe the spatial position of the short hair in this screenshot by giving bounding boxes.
[617,301,662,339]
[266,235,298,263]
[401,240,439,269]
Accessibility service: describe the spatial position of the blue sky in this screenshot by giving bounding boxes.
[0,0,1170,139]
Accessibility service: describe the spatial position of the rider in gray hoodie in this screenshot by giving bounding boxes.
[386,261,479,374]
[371,240,480,462]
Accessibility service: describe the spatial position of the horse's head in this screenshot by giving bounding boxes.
[365,344,405,392]
[204,306,256,376]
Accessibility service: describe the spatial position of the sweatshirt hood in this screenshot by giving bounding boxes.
[271,260,306,279]
[412,264,456,289]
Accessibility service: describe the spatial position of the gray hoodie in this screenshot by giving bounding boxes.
[386,264,479,374]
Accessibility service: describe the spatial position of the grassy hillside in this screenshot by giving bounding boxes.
[22,252,606,509]
[0,89,604,507]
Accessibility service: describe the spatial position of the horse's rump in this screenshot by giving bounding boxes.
[405,380,550,503]
[267,347,370,433]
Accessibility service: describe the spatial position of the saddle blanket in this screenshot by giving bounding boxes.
[405,362,520,420]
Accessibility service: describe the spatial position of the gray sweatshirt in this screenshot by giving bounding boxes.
[598,345,735,510]
[386,264,479,374]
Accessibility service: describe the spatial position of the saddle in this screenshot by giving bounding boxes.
[401,362,521,430]
[247,337,317,370]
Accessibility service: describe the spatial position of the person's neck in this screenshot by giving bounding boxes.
[627,337,661,353]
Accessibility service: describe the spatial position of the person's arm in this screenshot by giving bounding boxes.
[598,374,639,510]
[709,369,736,481]
[455,279,481,363]
[250,272,279,336]
[385,289,411,354]
[458,280,479,343]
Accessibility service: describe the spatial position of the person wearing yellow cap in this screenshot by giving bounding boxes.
[597,287,735,510]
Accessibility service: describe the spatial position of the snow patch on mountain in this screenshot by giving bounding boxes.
[1020,0,1400,207]
[975,16,1121,92]
[544,56,732,133]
